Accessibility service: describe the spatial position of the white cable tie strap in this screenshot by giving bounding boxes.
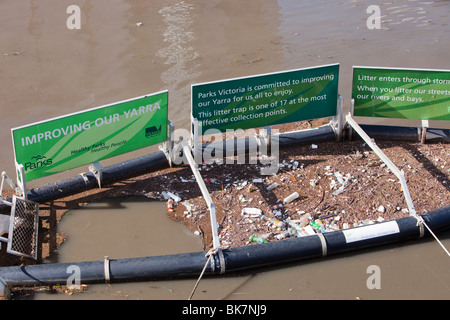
[104,256,111,283]
[218,249,226,274]
[79,172,89,185]
[316,233,327,257]
[415,215,425,238]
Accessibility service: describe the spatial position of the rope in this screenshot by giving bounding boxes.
[188,248,220,300]
[416,216,450,257]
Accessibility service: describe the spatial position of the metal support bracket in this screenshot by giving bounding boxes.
[331,94,344,141]
[181,140,221,250]
[256,126,272,156]
[347,98,355,140]
[420,119,429,144]
[192,118,202,164]
[159,120,175,167]
[15,164,28,199]
[0,171,16,202]
[346,113,416,216]
[89,161,103,188]
[0,169,25,202]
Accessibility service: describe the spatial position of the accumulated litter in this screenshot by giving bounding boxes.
[233,188,395,245]
[235,180,248,190]
[182,201,193,214]
[154,139,447,252]
[167,192,182,202]
[161,191,171,200]
[331,185,346,197]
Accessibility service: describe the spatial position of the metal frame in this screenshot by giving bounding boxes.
[0,171,16,206]
[181,140,221,250]
[89,161,103,188]
[0,195,40,260]
[346,113,416,216]
[159,120,175,167]
[332,94,344,140]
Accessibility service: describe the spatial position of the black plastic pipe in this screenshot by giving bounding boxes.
[192,125,336,162]
[218,205,450,273]
[278,125,337,147]
[0,205,448,294]
[360,124,450,142]
[0,251,211,287]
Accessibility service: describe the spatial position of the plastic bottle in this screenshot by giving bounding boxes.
[249,234,269,244]
[167,192,182,202]
[182,201,192,213]
[310,220,324,232]
[269,218,286,230]
[297,225,316,237]
[283,192,299,204]
[275,231,290,240]
[241,208,262,217]
[266,182,278,191]
[299,213,312,225]
[161,191,171,200]
[167,199,173,212]
[334,172,345,185]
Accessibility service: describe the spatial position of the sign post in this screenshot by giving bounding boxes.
[11,91,168,188]
[192,64,340,134]
[352,66,450,121]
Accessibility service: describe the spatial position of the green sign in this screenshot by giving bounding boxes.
[192,64,339,133]
[352,66,450,121]
[12,91,168,181]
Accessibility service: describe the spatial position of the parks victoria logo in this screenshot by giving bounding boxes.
[145,125,162,138]
[24,155,53,172]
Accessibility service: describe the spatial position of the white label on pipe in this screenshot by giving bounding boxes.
[342,221,400,243]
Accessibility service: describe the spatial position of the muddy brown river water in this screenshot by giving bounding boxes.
[1,0,449,299]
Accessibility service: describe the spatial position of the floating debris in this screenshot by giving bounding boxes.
[283,192,299,204]
[266,182,279,191]
[241,208,262,217]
